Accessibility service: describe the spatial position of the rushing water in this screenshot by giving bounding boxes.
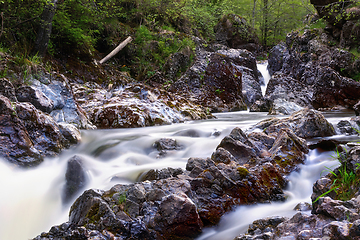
[0,63,356,240]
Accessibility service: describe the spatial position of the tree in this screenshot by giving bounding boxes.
[32,0,59,57]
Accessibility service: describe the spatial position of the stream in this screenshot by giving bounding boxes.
[0,63,357,240]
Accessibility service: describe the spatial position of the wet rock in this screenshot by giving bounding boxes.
[58,122,81,144]
[268,43,289,75]
[322,221,351,240]
[269,128,309,174]
[75,82,208,128]
[16,102,68,157]
[313,196,360,222]
[214,14,259,52]
[152,193,203,239]
[0,78,17,102]
[294,202,312,211]
[234,216,287,240]
[263,72,313,112]
[63,155,88,204]
[16,85,54,113]
[254,108,335,138]
[0,95,42,166]
[337,120,358,135]
[138,167,184,181]
[267,29,360,111]
[154,138,183,158]
[354,100,360,116]
[153,138,183,151]
[170,44,260,112]
[308,139,341,151]
[269,98,304,115]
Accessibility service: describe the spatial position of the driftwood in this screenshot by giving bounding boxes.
[99,36,133,64]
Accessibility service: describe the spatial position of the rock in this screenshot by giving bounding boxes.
[268,43,289,75]
[294,202,312,211]
[0,78,17,101]
[16,102,68,157]
[263,72,313,111]
[254,108,335,138]
[234,216,288,240]
[58,122,81,144]
[216,48,262,106]
[0,95,42,166]
[313,196,360,222]
[269,128,309,174]
[337,120,358,135]
[354,100,360,116]
[308,139,341,151]
[349,219,360,238]
[322,221,351,240]
[152,193,203,239]
[214,14,259,52]
[63,155,88,204]
[16,85,54,113]
[74,82,208,128]
[170,44,260,112]
[267,29,360,111]
[138,167,184,181]
[310,0,353,26]
[153,138,183,158]
[269,98,304,115]
[162,48,192,80]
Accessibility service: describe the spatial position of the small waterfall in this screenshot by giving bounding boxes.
[196,149,339,240]
[257,61,271,96]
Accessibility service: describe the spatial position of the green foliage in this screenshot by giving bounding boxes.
[314,148,360,202]
[307,18,327,30]
[133,25,195,80]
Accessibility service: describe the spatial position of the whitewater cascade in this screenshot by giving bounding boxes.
[0,64,353,240]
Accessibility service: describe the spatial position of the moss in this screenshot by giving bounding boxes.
[85,202,101,224]
[237,166,249,178]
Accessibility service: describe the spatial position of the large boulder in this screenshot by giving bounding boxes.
[0,94,75,166]
[170,43,262,112]
[266,29,360,111]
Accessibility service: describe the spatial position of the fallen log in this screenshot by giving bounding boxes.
[99,36,133,64]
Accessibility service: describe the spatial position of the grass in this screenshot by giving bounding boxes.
[314,148,360,202]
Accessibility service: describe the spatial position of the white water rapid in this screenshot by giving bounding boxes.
[257,61,271,96]
[0,64,356,240]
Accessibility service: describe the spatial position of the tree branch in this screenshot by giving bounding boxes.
[99,36,133,64]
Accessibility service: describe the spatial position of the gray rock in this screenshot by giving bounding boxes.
[63,155,88,204]
[16,85,54,113]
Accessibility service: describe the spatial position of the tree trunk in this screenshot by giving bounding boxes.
[252,0,256,29]
[32,0,58,57]
[262,0,269,50]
